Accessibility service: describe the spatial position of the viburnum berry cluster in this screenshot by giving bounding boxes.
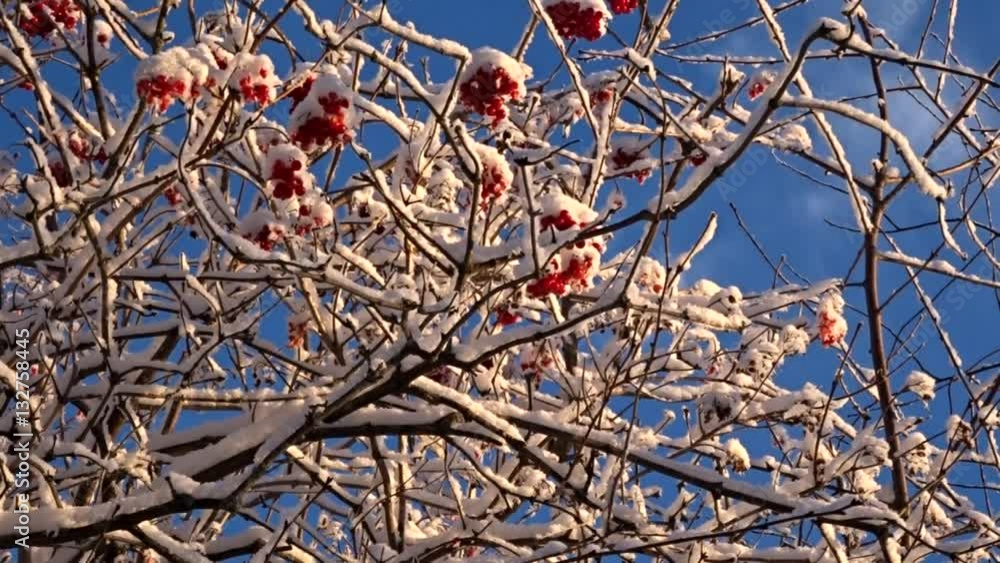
[474,144,514,209]
[635,257,667,294]
[294,197,333,235]
[458,48,531,126]
[543,0,611,42]
[816,293,848,346]
[591,87,614,107]
[286,71,317,110]
[528,193,602,298]
[748,69,777,100]
[494,307,521,326]
[163,185,183,207]
[229,53,280,106]
[517,343,560,384]
[18,0,80,38]
[609,0,639,14]
[241,210,286,252]
[290,74,357,149]
[67,131,107,163]
[610,138,653,183]
[135,47,213,112]
[265,144,312,200]
[46,153,71,187]
[538,192,598,231]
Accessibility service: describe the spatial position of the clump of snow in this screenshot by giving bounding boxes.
[780,325,810,356]
[634,257,666,294]
[904,371,936,402]
[772,123,813,152]
[724,438,750,472]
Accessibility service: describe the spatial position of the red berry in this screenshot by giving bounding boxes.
[479,165,510,209]
[496,308,521,326]
[18,0,80,38]
[591,88,613,107]
[292,91,353,149]
[544,1,607,42]
[137,74,191,113]
[540,209,578,231]
[287,75,316,110]
[48,159,71,187]
[459,66,522,127]
[609,0,638,15]
[611,147,651,183]
[269,157,308,200]
[164,186,183,206]
[527,271,568,298]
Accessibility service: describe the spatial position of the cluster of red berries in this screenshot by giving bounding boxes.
[18,0,80,38]
[212,50,229,70]
[294,204,330,235]
[817,310,846,347]
[138,75,194,113]
[287,75,315,110]
[427,366,455,385]
[611,147,651,183]
[609,0,639,14]
[495,307,521,326]
[479,165,509,208]
[48,159,71,187]
[591,88,613,107]
[527,270,568,298]
[459,66,522,127]
[163,186,183,206]
[248,224,283,251]
[540,209,579,231]
[68,133,107,163]
[239,67,273,105]
[527,254,595,298]
[747,71,775,100]
[519,347,555,376]
[269,157,308,200]
[292,92,353,149]
[690,149,707,166]
[545,1,606,42]
[638,272,664,294]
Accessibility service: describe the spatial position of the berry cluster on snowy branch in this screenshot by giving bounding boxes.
[0,1,998,562]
